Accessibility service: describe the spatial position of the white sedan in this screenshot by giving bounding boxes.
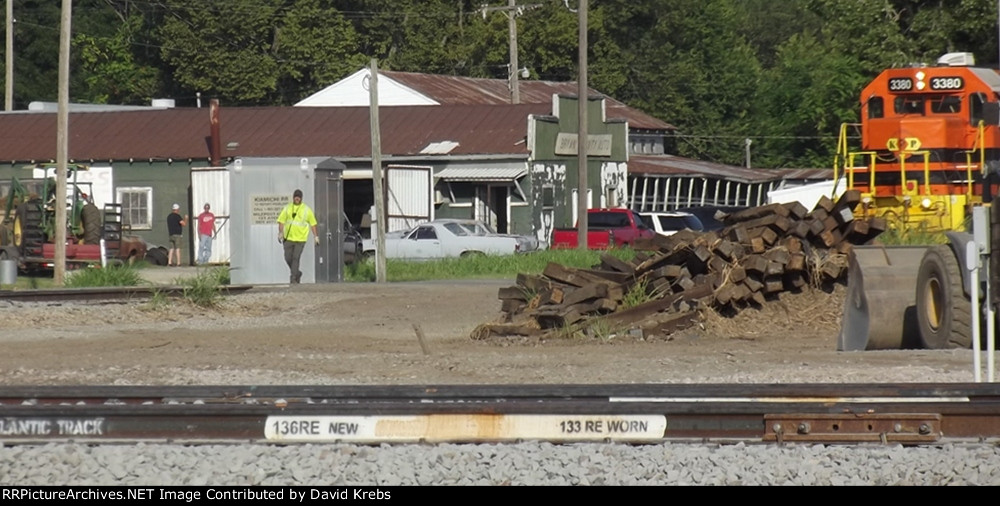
[365,219,539,260]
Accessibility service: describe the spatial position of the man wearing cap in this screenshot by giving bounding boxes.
[276,189,319,284]
[196,203,217,265]
[166,203,188,267]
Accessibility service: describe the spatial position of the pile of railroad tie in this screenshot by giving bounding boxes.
[476,189,885,340]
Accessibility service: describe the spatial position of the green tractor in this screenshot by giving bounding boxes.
[0,165,103,268]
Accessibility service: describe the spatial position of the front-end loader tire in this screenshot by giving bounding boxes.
[915,245,972,349]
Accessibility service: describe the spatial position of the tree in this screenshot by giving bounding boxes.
[156,0,365,105]
[73,2,163,104]
[609,0,762,166]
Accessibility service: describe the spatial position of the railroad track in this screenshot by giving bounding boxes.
[1,384,999,445]
[0,284,254,302]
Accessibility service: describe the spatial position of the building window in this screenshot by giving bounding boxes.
[542,185,555,209]
[116,187,152,230]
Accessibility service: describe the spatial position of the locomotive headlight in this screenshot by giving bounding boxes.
[916,71,925,80]
[921,198,932,209]
[915,71,926,90]
[916,80,926,90]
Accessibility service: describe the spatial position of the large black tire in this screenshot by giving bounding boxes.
[80,203,102,244]
[915,245,972,349]
[14,200,45,257]
[144,246,169,266]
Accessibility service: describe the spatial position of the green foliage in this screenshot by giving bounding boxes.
[177,267,229,307]
[143,287,171,311]
[621,277,657,310]
[583,317,622,342]
[156,0,366,105]
[875,226,950,246]
[73,9,162,104]
[345,248,636,282]
[64,264,144,288]
[4,0,1000,168]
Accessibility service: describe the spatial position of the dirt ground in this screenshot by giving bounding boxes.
[0,271,983,385]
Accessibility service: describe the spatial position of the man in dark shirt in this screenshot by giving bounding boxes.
[167,203,188,266]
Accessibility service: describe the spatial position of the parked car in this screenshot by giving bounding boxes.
[444,218,545,252]
[637,211,704,237]
[362,219,537,260]
[551,208,655,249]
[342,217,363,265]
[674,205,750,232]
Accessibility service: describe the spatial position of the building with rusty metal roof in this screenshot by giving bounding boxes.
[296,69,830,213]
[0,82,829,267]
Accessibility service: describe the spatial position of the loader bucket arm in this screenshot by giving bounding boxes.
[838,245,929,350]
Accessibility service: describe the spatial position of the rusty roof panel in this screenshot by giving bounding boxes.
[381,71,674,131]
[0,104,553,163]
[629,155,788,184]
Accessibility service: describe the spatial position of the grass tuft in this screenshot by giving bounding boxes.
[345,248,637,282]
[64,264,144,288]
[178,267,229,308]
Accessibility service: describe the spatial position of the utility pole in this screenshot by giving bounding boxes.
[745,138,752,169]
[5,0,12,111]
[480,1,540,104]
[368,59,386,283]
[576,1,588,251]
[55,0,71,284]
[508,0,519,104]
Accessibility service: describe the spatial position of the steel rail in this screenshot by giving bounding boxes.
[0,284,254,302]
[1,384,999,445]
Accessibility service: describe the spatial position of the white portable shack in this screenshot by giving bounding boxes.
[228,157,346,285]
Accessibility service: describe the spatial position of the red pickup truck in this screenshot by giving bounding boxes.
[551,208,656,249]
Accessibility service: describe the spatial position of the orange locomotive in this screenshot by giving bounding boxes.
[834,52,1000,232]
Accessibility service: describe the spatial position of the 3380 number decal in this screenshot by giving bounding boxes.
[930,77,963,90]
[888,78,913,92]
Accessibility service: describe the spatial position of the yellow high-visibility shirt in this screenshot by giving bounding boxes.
[277,202,317,242]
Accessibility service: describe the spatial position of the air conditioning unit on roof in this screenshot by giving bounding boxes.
[937,52,975,67]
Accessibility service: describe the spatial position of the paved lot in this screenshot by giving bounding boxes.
[138,265,224,285]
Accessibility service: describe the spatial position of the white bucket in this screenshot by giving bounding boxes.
[0,259,16,286]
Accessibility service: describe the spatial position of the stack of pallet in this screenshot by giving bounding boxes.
[479,190,885,340]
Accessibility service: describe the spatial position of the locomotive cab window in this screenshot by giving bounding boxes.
[930,96,961,114]
[866,96,884,119]
[894,96,924,115]
[970,92,989,125]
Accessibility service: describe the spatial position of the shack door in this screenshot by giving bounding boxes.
[384,165,433,232]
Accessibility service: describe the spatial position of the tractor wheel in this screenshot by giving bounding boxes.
[81,203,102,244]
[13,200,45,257]
[915,245,972,349]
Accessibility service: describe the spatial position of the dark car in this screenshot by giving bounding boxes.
[342,217,363,264]
[674,205,750,232]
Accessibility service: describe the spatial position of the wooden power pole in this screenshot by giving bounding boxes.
[369,58,386,283]
[5,0,12,111]
[481,1,540,104]
[54,0,71,284]
[576,1,588,251]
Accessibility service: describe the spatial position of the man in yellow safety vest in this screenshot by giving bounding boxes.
[276,189,319,284]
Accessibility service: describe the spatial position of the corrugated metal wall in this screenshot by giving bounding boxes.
[385,165,433,232]
[191,167,231,265]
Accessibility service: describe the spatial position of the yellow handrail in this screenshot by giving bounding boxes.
[962,121,986,199]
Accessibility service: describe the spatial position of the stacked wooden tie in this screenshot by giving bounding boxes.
[477,189,885,340]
